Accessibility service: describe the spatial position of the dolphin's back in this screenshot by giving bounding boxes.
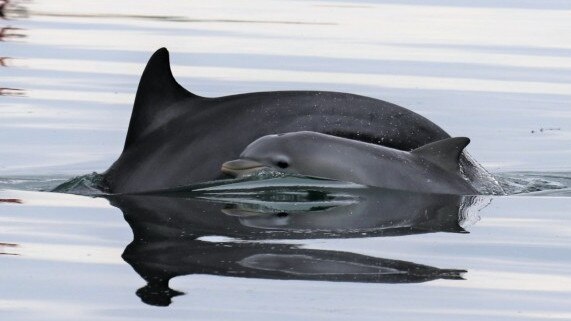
[279,132,477,195]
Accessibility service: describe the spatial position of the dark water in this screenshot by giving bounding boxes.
[1,0,570,320]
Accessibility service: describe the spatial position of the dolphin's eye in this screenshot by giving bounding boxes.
[276,160,289,169]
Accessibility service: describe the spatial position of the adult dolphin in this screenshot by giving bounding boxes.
[103,48,502,194]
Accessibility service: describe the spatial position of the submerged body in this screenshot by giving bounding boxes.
[223,132,477,195]
[102,48,502,194]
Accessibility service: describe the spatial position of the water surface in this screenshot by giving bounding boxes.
[1,0,570,320]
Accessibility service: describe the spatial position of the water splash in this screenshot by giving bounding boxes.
[460,151,505,195]
[50,172,109,195]
[458,195,492,229]
[496,172,571,195]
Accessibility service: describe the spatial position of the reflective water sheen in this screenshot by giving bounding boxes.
[1,0,570,320]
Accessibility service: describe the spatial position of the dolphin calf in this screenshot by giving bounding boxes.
[103,48,502,194]
[222,131,477,195]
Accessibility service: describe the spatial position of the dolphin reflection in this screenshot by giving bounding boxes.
[107,176,486,306]
[124,240,466,306]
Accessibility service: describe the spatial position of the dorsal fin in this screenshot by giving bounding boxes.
[411,137,470,173]
[123,47,198,150]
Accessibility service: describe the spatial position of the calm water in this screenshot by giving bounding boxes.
[1,0,570,320]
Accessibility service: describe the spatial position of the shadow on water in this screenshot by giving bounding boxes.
[101,176,484,306]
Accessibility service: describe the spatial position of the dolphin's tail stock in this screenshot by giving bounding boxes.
[124,48,200,151]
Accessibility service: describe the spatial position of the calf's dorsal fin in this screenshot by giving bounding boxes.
[124,47,198,150]
[411,137,470,173]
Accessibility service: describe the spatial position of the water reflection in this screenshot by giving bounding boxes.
[0,2,26,100]
[108,179,483,306]
[0,0,7,19]
[0,57,11,66]
[0,0,28,19]
[0,198,22,203]
[0,26,24,40]
[0,242,19,255]
[0,87,24,96]
[30,12,334,26]
[124,239,466,307]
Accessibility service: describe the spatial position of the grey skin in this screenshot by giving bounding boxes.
[102,48,503,194]
[222,131,478,195]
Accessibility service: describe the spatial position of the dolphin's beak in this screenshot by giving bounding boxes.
[221,159,266,176]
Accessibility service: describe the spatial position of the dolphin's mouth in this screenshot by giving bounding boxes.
[221,159,267,177]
